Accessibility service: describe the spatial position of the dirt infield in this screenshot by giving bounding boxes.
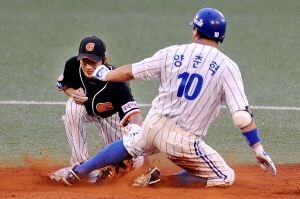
[0,158,299,199]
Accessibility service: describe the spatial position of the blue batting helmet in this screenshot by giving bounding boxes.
[189,8,226,42]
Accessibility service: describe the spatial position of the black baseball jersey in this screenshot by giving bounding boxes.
[57,56,140,126]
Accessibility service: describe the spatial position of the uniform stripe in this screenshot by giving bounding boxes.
[132,43,251,135]
[194,141,227,180]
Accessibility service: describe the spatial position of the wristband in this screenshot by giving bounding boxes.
[129,123,141,130]
[242,128,261,146]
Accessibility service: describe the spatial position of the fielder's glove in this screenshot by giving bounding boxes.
[97,159,134,184]
[93,65,110,81]
[253,145,277,175]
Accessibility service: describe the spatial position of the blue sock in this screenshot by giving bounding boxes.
[170,170,207,187]
[75,140,131,176]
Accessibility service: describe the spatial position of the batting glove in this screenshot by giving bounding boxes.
[253,145,277,175]
[93,65,110,81]
[128,123,141,137]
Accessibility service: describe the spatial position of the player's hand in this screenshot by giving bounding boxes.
[72,88,88,104]
[93,65,110,81]
[253,145,276,175]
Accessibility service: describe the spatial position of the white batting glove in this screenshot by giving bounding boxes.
[128,123,141,137]
[253,145,277,175]
[93,65,110,81]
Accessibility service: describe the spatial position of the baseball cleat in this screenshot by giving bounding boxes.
[47,166,72,185]
[62,167,81,186]
[132,166,162,187]
[47,166,101,184]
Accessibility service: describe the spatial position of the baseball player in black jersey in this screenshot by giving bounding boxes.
[48,36,144,183]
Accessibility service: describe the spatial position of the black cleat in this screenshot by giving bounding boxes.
[62,167,81,186]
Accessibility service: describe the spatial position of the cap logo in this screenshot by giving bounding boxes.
[86,43,95,51]
[214,32,219,37]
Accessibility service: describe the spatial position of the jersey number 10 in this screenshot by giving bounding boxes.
[177,72,203,100]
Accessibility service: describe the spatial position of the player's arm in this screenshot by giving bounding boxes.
[63,87,75,98]
[232,107,276,175]
[106,64,134,81]
[128,113,143,126]
[64,87,88,104]
[223,65,276,175]
[93,64,134,82]
[58,57,88,104]
[126,113,143,136]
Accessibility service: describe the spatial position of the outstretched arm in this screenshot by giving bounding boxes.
[93,64,134,82]
[128,113,143,126]
[235,108,276,175]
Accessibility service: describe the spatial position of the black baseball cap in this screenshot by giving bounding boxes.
[77,36,106,62]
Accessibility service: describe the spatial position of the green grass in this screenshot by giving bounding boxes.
[0,0,299,168]
[205,108,300,165]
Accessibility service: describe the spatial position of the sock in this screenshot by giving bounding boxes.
[165,170,207,187]
[75,140,131,176]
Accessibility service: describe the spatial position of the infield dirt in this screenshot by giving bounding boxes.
[0,155,299,199]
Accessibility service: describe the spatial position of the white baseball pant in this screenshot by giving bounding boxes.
[63,98,143,168]
[123,107,235,187]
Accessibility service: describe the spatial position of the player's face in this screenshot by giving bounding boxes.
[80,58,102,78]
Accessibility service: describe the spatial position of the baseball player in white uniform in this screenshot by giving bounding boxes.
[63,8,276,188]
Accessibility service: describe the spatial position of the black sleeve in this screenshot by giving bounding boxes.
[110,82,141,126]
[60,56,81,89]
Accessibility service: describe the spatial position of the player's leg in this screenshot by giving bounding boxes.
[63,98,90,166]
[157,170,208,188]
[94,113,144,169]
[93,113,125,146]
[63,114,144,185]
[131,111,235,188]
[70,116,157,177]
[63,111,158,185]
[164,130,235,188]
[75,140,130,175]
[48,98,93,183]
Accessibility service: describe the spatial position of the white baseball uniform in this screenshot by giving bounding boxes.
[123,42,249,187]
[63,98,131,166]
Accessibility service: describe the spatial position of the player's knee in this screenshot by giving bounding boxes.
[206,168,235,188]
[206,179,234,188]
